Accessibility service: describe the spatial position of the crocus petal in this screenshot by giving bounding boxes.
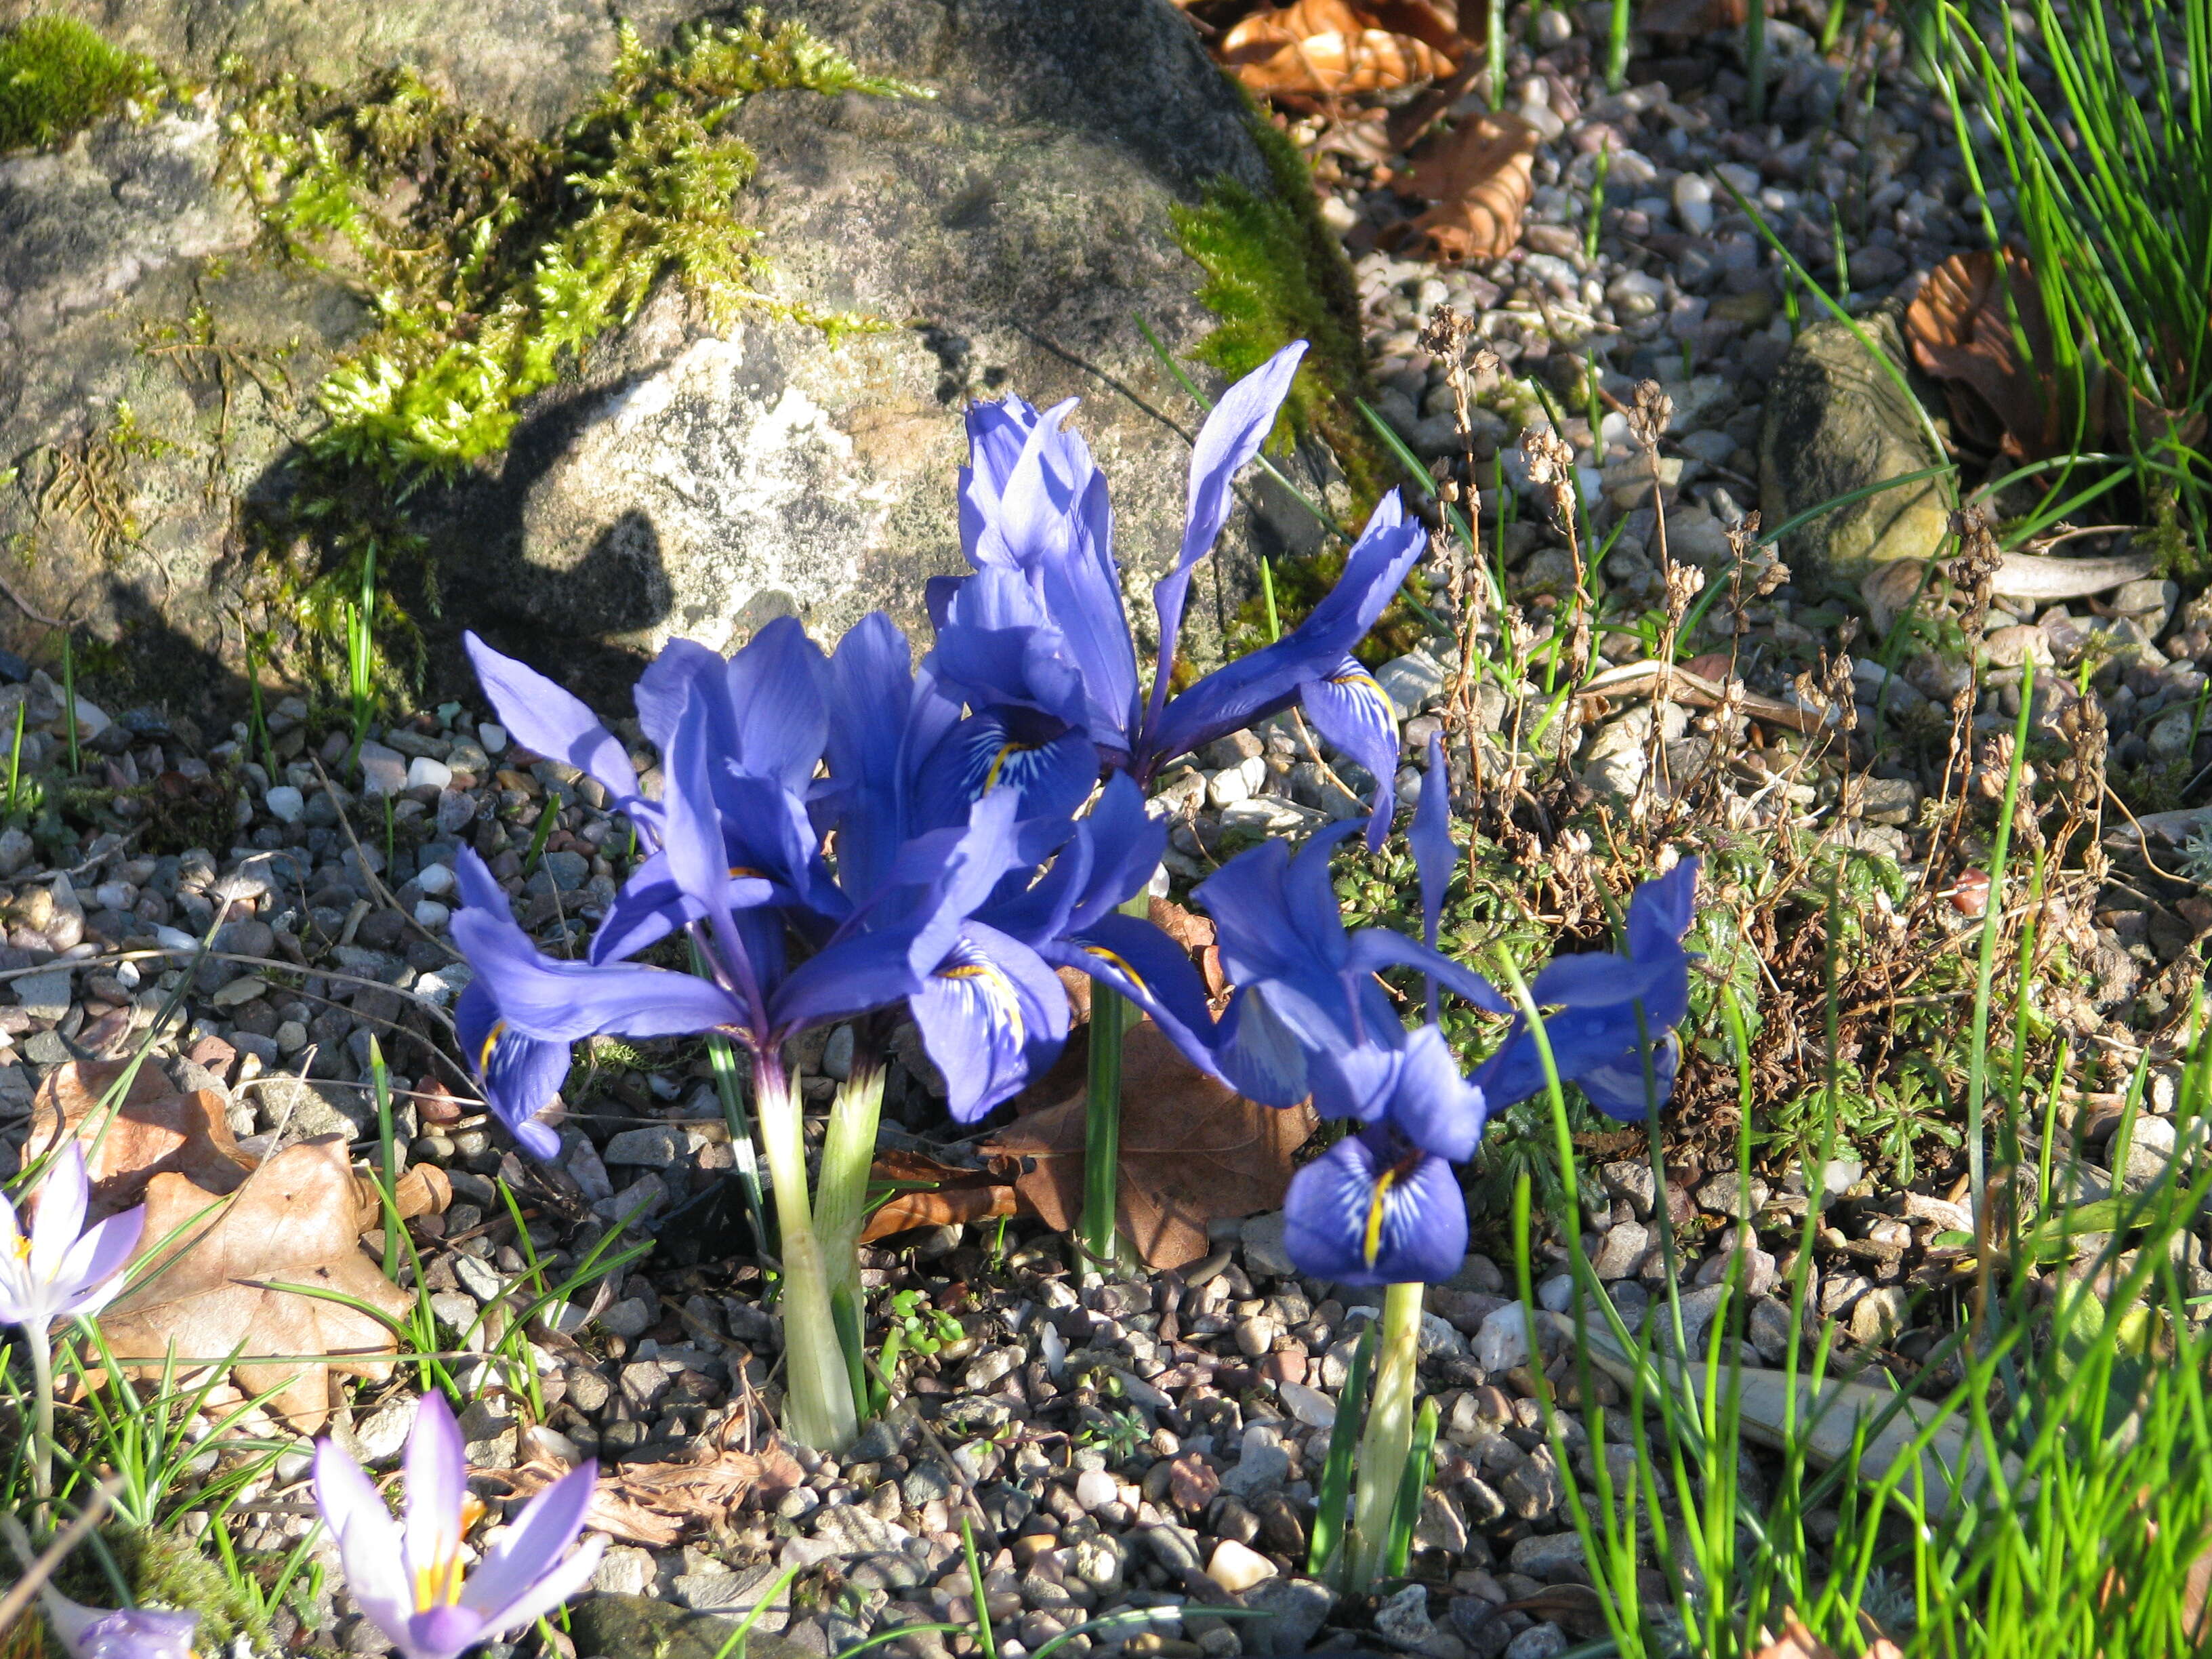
[404,1392,469,1589]
[0,1195,30,1326]
[459,1460,598,1618]
[312,1440,413,1641]
[1282,1132,1467,1287]
[454,1534,608,1647]
[27,1141,90,1288]
[1139,489,1425,779]
[46,1605,199,1659]
[450,851,744,1043]
[52,1206,145,1318]
[1145,342,1309,734]
[1576,1029,1681,1122]
[914,926,1069,1122]
[1298,657,1400,848]
[402,1603,489,1659]
[464,633,643,819]
[1384,1025,1487,1163]
[1410,733,1452,954]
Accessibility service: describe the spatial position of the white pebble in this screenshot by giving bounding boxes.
[1207,1539,1277,1593]
[264,785,305,825]
[1534,6,1573,46]
[1474,1300,1533,1374]
[1673,172,1715,235]
[415,861,457,897]
[407,756,453,792]
[477,722,510,755]
[1074,1467,1119,1511]
[413,900,451,930]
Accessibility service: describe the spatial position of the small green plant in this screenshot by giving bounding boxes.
[0,16,159,152]
[877,1289,964,1374]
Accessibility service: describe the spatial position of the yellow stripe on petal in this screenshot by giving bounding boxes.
[1363,1166,1399,1269]
[939,958,1027,1047]
[1080,945,1152,997]
[476,1019,506,1080]
[981,741,1038,793]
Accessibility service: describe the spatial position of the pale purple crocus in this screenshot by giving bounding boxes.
[39,1595,198,1659]
[0,1143,145,1334]
[312,1393,605,1659]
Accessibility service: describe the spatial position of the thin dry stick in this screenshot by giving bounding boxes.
[0,1479,120,1641]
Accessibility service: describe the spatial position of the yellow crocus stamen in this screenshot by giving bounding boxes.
[476,1019,506,1079]
[1362,1166,1399,1268]
[411,1499,485,1612]
[1082,945,1152,997]
[981,741,1036,792]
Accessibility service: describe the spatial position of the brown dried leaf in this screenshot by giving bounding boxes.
[94,1137,412,1433]
[1904,248,2063,458]
[496,1443,806,1546]
[25,1060,255,1208]
[981,1021,1314,1269]
[1746,1616,1902,1659]
[1405,111,1540,262]
[1149,897,1228,1002]
[1221,0,1458,96]
[858,1148,1020,1242]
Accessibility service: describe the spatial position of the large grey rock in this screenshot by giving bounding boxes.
[565,1594,815,1659]
[0,0,1343,709]
[1759,310,1948,588]
[449,0,1327,688]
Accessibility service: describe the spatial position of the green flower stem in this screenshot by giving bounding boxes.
[1348,1280,1425,1591]
[814,1055,887,1418]
[1080,893,1152,1269]
[753,1059,858,1452]
[28,1321,55,1526]
[1080,979,1126,1269]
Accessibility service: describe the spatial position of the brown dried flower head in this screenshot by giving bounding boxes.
[1629,379,1674,449]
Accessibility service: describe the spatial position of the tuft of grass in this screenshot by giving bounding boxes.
[0,16,159,153]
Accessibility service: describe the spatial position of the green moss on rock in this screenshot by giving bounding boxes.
[0,16,160,152]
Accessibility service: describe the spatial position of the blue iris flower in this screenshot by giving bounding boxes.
[924,342,1428,847]
[1473,858,1702,1122]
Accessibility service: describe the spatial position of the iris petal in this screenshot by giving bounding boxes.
[1298,656,1401,848]
[1283,1132,1467,1287]
[913,925,1069,1122]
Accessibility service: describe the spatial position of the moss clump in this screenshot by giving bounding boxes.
[219,7,921,691]
[1172,98,1423,663]
[0,16,159,152]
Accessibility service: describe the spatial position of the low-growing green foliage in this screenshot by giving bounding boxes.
[0,16,159,152]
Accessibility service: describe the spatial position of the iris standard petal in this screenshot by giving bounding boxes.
[722,615,832,794]
[1576,1029,1682,1122]
[449,879,742,1046]
[960,394,1042,555]
[1525,949,1674,1010]
[404,1392,470,1589]
[914,925,1069,1122]
[1626,857,1700,963]
[634,636,735,758]
[1282,1132,1467,1287]
[312,1440,413,1639]
[464,634,643,818]
[52,1206,146,1318]
[1343,928,1511,1014]
[1297,656,1401,848]
[1145,342,1310,735]
[1138,489,1425,778]
[1411,733,1453,952]
[27,1142,90,1288]
[1384,1025,1488,1163]
[458,1459,598,1617]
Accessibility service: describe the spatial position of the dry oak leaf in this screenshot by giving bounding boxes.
[493,1441,805,1547]
[1904,247,2065,458]
[94,1136,414,1433]
[1405,110,1540,261]
[981,1019,1314,1269]
[1748,1615,1902,1659]
[859,1147,1020,1243]
[1221,0,1459,97]
[25,1059,255,1209]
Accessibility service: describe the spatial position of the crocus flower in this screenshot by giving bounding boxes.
[312,1392,605,1659]
[0,1143,145,1332]
[927,342,1427,845]
[39,1595,197,1659]
[1474,858,1701,1120]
